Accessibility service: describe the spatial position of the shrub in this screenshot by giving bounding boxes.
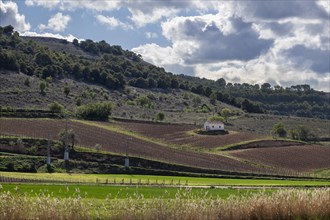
[207,115,224,122]
[39,81,46,93]
[221,108,232,122]
[76,102,113,121]
[290,126,314,141]
[24,78,30,87]
[136,96,153,108]
[48,102,64,113]
[64,84,70,97]
[156,112,165,121]
[272,122,287,138]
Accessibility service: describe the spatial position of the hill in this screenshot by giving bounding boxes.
[0,25,329,120]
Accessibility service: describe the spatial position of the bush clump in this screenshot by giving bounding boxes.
[76,102,113,121]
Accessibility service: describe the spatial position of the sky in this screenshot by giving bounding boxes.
[0,0,329,92]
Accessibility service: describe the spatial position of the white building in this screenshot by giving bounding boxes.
[204,120,225,131]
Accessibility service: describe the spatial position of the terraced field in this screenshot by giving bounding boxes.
[116,120,265,148]
[0,118,264,173]
[229,145,330,172]
[1,118,329,176]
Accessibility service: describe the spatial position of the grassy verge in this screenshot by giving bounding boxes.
[311,169,330,178]
[0,188,328,219]
[213,138,306,152]
[1,172,329,186]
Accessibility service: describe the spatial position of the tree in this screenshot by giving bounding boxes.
[94,143,102,152]
[296,126,311,141]
[261,83,272,91]
[64,84,70,97]
[192,96,201,107]
[136,96,152,108]
[289,129,299,140]
[216,78,226,87]
[59,129,78,149]
[72,38,79,46]
[220,108,232,122]
[155,112,165,121]
[35,52,52,67]
[3,25,14,35]
[272,122,287,138]
[39,81,46,94]
[24,78,30,87]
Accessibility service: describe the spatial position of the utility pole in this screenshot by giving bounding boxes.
[46,134,51,166]
[63,115,69,162]
[124,138,130,168]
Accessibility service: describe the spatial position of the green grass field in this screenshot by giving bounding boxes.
[1,172,329,186]
[0,183,267,199]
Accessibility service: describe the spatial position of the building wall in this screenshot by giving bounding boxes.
[204,122,224,131]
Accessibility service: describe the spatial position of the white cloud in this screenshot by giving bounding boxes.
[317,0,330,14]
[20,31,83,43]
[128,7,179,28]
[38,13,71,32]
[0,0,30,31]
[25,0,119,11]
[161,14,273,64]
[145,32,158,39]
[133,1,329,91]
[25,0,61,9]
[24,0,191,27]
[96,15,132,30]
[132,43,181,66]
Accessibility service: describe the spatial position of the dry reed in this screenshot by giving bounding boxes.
[0,188,329,220]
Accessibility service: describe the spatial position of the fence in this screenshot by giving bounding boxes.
[0,174,189,187]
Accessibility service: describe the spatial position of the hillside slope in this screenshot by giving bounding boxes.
[0,26,329,120]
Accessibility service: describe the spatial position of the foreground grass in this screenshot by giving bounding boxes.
[1,172,329,186]
[0,188,328,219]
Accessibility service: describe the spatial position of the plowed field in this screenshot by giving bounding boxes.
[230,145,330,172]
[0,118,262,173]
[116,121,265,148]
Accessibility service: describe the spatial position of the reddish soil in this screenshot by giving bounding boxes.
[116,121,197,138]
[223,140,305,151]
[0,118,263,173]
[116,121,265,148]
[229,145,330,172]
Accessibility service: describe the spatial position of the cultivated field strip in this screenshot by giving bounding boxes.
[116,121,265,148]
[0,118,267,173]
[229,145,330,172]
